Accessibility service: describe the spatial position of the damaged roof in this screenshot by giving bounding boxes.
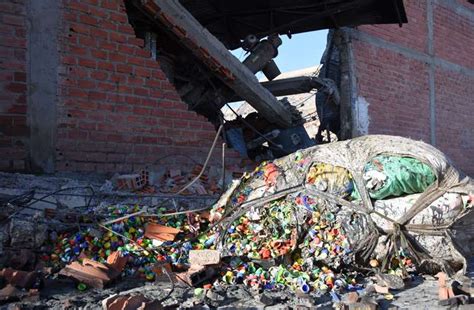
[179,0,408,49]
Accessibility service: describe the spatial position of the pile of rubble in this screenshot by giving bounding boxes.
[1,135,474,309]
[111,164,222,195]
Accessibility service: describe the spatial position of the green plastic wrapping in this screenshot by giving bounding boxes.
[354,156,437,200]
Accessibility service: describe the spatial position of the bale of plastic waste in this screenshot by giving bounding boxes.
[212,135,474,277]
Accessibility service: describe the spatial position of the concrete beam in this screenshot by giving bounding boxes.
[347,29,474,78]
[141,0,292,127]
[229,76,326,102]
[26,0,59,173]
[427,0,436,146]
[435,0,474,21]
[336,29,357,140]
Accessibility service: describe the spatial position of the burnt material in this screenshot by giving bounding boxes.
[229,76,340,102]
[135,0,293,128]
[242,35,282,81]
[180,0,408,49]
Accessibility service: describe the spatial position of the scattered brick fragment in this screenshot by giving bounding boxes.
[59,259,120,289]
[144,223,180,241]
[102,294,162,310]
[0,268,37,289]
[107,251,128,273]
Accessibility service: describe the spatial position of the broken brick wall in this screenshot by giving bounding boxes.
[0,1,28,171]
[0,0,242,174]
[350,0,474,176]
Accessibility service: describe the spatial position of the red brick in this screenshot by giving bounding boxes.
[69,88,88,98]
[91,49,107,59]
[78,58,96,68]
[134,67,151,78]
[2,14,23,26]
[109,53,126,62]
[128,37,144,47]
[69,2,89,13]
[77,79,96,88]
[116,64,132,74]
[109,32,127,43]
[7,105,27,114]
[79,14,97,25]
[70,23,90,34]
[101,0,119,10]
[133,107,150,115]
[133,87,149,96]
[98,40,117,51]
[1,36,26,48]
[13,72,26,82]
[108,12,127,23]
[5,83,26,93]
[127,56,145,66]
[97,82,115,91]
[88,91,106,100]
[97,61,114,71]
[118,45,134,55]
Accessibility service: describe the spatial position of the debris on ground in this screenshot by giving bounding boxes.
[0,135,473,308]
[58,259,121,289]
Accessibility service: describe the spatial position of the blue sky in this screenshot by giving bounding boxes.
[231,29,328,73]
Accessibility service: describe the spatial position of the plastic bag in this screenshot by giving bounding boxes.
[353,156,436,200]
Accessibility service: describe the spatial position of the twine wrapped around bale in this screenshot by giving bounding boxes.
[214,135,473,276]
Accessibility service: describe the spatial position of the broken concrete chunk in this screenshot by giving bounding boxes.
[453,276,474,297]
[59,259,120,289]
[375,273,405,290]
[9,218,47,248]
[206,290,225,302]
[144,223,181,242]
[345,302,377,310]
[258,292,274,306]
[188,250,220,266]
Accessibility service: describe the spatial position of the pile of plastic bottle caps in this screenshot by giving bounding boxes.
[41,158,415,294]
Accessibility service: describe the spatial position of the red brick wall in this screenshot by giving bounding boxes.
[433,3,473,69]
[1,0,241,174]
[353,42,431,141]
[56,0,243,173]
[435,69,474,175]
[360,1,427,53]
[0,0,28,171]
[351,0,474,176]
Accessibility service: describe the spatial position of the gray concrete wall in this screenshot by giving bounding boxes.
[26,0,60,173]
